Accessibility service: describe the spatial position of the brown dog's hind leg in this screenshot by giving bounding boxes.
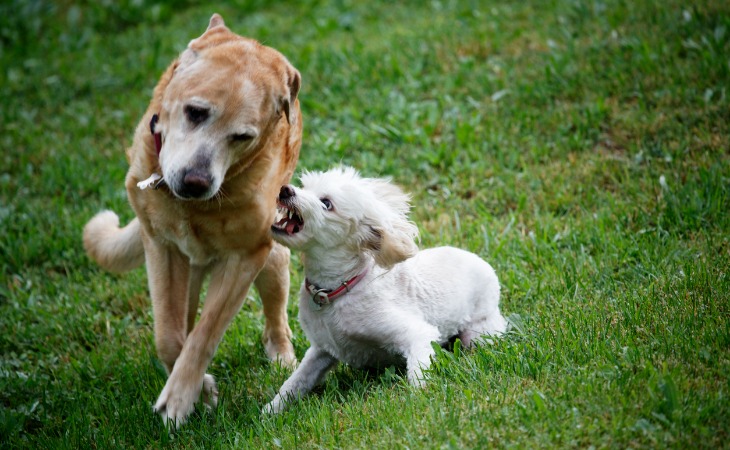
[255,242,296,368]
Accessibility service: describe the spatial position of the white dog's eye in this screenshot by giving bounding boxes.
[320,198,333,211]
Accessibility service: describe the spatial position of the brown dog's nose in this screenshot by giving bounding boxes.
[180,169,212,198]
[279,185,295,200]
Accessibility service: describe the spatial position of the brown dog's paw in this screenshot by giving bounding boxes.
[201,373,219,410]
[264,338,297,369]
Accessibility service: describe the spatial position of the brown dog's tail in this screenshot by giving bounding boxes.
[83,210,145,273]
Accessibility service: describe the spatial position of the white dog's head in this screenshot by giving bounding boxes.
[271,166,419,268]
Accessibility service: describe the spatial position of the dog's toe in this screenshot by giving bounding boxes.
[153,401,185,429]
[264,339,297,369]
[275,352,298,369]
[262,396,285,415]
[153,378,198,428]
[202,373,219,410]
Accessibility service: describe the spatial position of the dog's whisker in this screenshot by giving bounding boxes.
[215,188,233,208]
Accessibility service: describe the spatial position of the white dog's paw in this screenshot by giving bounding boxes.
[262,395,285,415]
[153,372,210,428]
[406,346,435,388]
[485,313,508,336]
[407,370,428,388]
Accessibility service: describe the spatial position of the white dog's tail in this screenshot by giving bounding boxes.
[83,210,145,273]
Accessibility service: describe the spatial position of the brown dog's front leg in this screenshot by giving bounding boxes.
[153,250,268,427]
[255,242,296,367]
[186,265,206,334]
[143,234,191,374]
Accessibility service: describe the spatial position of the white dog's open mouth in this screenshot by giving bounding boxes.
[272,203,304,235]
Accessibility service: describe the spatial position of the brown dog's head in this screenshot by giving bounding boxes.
[154,14,301,200]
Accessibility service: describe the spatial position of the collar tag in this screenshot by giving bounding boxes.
[137,172,163,190]
[309,288,329,310]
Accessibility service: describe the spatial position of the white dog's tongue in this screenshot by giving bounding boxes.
[273,216,299,235]
[286,221,297,235]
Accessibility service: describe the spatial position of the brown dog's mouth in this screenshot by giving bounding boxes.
[272,203,304,235]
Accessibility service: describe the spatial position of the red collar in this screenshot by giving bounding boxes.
[150,113,162,155]
[305,268,369,307]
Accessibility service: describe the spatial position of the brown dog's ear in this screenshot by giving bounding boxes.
[186,13,230,52]
[207,13,225,30]
[364,221,419,269]
[281,68,301,125]
[178,14,231,73]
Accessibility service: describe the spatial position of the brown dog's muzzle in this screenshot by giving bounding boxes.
[179,168,213,199]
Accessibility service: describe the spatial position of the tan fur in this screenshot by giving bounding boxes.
[82,14,301,426]
[83,211,144,272]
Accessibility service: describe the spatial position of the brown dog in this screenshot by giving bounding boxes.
[83,14,301,426]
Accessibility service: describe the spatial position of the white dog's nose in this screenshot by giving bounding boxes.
[279,185,295,200]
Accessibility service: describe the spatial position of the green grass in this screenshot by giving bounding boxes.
[2,0,729,447]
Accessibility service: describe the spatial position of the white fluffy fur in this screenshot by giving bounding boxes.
[265,166,507,413]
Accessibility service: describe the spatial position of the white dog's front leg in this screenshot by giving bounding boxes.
[264,346,338,414]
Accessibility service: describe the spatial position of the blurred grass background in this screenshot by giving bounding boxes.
[1,0,728,448]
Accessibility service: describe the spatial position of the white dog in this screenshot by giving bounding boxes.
[265,167,507,413]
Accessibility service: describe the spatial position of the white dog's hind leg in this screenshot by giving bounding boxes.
[460,308,508,347]
[264,346,338,414]
[405,346,435,388]
[402,324,441,387]
[485,309,508,335]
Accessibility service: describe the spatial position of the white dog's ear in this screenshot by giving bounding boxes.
[364,221,419,268]
[354,176,419,268]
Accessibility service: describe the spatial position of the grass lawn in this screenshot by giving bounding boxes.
[2,0,729,448]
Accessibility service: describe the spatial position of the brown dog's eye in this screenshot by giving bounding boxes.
[184,105,209,126]
[231,133,254,143]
